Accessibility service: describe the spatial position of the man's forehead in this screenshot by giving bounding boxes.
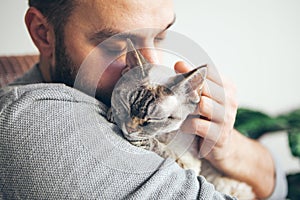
[73,0,175,32]
[89,16,176,43]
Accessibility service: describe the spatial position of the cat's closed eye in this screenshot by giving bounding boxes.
[168,116,175,120]
[145,117,167,124]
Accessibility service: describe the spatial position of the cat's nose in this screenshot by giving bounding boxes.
[126,121,139,134]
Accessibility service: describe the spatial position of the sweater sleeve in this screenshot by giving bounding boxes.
[266,151,288,200]
[0,84,236,200]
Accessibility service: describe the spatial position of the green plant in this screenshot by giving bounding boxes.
[234,108,300,199]
[235,108,300,157]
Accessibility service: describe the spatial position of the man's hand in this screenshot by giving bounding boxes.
[175,61,238,161]
[174,61,275,199]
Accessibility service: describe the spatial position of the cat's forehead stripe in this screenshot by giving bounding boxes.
[130,87,156,119]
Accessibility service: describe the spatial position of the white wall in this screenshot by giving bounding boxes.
[0,0,38,55]
[1,0,299,172]
[173,0,300,116]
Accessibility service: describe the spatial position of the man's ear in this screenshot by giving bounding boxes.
[25,7,55,58]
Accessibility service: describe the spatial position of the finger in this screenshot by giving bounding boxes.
[180,116,221,142]
[195,96,225,123]
[205,62,223,86]
[220,75,238,98]
[174,61,192,73]
[202,79,226,105]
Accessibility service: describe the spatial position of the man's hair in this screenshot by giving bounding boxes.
[28,0,79,85]
[28,0,77,34]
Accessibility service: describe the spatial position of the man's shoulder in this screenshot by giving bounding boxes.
[0,83,109,130]
[1,83,98,104]
[0,83,106,112]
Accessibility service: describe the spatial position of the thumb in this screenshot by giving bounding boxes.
[174,61,192,74]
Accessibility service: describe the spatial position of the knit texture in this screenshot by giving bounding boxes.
[0,66,236,199]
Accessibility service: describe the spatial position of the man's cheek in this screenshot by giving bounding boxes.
[97,59,126,91]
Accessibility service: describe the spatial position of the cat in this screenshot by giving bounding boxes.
[108,39,255,200]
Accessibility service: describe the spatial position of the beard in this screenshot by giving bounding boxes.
[51,32,77,87]
[51,33,111,106]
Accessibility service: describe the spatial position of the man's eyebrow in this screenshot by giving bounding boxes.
[91,30,137,41]
[91,14,176,41]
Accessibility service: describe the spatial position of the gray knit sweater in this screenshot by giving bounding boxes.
[0,65,286,199]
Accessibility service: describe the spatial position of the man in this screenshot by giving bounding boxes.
[0,0,287,199]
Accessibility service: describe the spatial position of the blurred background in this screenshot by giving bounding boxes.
[1,0,299,197]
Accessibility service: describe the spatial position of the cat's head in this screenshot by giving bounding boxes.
[110,39,207,141]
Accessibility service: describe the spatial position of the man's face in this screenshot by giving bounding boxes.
[53,0,175,106]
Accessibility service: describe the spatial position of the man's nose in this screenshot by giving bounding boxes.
[139,48,160,64]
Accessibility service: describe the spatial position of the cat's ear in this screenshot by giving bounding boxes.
[168,65,207,103]
[123,38,149,76]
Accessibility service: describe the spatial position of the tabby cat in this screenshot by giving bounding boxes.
[108,39,255,200]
